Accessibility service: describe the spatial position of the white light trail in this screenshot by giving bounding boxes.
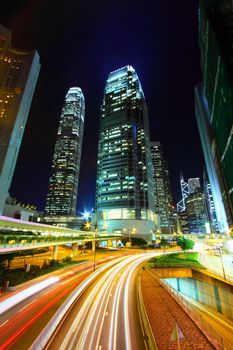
[55,253,156,350]
[0,277,59,315]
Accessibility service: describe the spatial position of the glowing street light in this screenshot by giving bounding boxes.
[93,229,97,271]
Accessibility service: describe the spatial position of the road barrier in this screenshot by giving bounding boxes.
[152,269,233,350]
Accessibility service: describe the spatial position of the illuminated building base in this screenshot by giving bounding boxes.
[97,219,155,243]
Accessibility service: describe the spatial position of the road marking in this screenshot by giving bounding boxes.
[105,311,108,316]
[19,299,37,312]
[43,287,56,295]
[98,346,102,350]
[0,320,9,328]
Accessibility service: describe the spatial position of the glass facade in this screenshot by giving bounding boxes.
[96,66,154,228]
[45,87,85,216]
[198,0,233,230]
[151,141,173,234]
[186,187,208,234]
[0,25,40,214]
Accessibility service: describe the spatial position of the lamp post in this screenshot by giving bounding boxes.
[93,229,97,271]
[218,246,226,280]
[130,228,136,247]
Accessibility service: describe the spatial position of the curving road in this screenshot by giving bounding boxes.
[46,253,157,350]
[0,254,126,350]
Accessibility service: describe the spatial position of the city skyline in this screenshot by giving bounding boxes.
[0,0,204,212]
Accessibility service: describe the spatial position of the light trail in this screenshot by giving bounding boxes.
[47,253,156,350]
[0,277,59,315]
[0,320,9,328]
[18,299,37,312]
[59,257,134,349]
[0,254,130,350]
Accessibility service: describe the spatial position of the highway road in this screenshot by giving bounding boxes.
[45,253,157,350]
[199,247,233,281]
[0,254,125,350]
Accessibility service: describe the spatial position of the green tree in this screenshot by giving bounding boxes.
[177,237,194,251]
[160,237,168,248]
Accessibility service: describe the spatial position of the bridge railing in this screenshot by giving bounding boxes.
[159,276,233,350]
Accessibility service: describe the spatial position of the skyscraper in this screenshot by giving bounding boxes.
[0,25,40,214]
[151,141,173,234]
[96,66,155,239]
[188,178,201,194]
[45,87,85,216]
[195,1,233,233]
[186,186,209,235]
[177,175,210,234]
[203,170,219,233]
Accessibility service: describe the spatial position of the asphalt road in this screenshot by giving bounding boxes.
[199,247,233,281]
[0,253,127,350]
[46,253,157,350]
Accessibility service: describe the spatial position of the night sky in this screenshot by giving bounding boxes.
[1,0,204,212]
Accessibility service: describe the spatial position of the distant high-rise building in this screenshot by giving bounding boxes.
[195,1,233,233]
[186,186,209,234]
[203,170,219,233]
[96,66,155,240]
[178,211,189,235]
[0,25,40,214]
[151,141,173,234]
[176,174,189,213]
[188,178,201,194]
[177,175,210,234]
[45,87,85,216]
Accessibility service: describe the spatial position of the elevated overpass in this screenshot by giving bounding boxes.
[0,216,122,254]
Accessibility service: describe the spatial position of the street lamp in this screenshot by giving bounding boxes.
[93,229,97,271]
[84,222,91,230]
[130,228,136,247]
[218,246,226,280]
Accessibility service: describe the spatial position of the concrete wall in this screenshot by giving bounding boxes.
[163,276,233,320]
[98,219,155,243]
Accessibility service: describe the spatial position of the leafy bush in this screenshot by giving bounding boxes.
[177,237,194,251]
[148,252,204,269]
[62,256,72,263]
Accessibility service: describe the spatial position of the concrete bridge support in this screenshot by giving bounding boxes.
[72,242,78,255]
[52,245,58,260]
[107,240,112,248]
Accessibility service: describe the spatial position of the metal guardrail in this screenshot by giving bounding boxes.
[0,236,121,252]
[159,277,233,350]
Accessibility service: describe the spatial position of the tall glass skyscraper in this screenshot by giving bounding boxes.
[45,87,85,216]
[0,25,40,214]
[195,0,233,233]
[151,141,173,234]
[96,66,155,239]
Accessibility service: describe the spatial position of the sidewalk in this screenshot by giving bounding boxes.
[141,269,215,350]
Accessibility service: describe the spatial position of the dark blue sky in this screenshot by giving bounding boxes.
[1,0,204,212]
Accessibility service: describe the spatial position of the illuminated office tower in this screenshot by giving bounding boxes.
[0,25,40,214]
[195,1,233,233]
[188,178,201,194]
[203,170,219,233]
[186,178,209,234]
[186,186,209,234]
[151,141,173,234]
[96,66,155,240]
[45,87,85,216]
